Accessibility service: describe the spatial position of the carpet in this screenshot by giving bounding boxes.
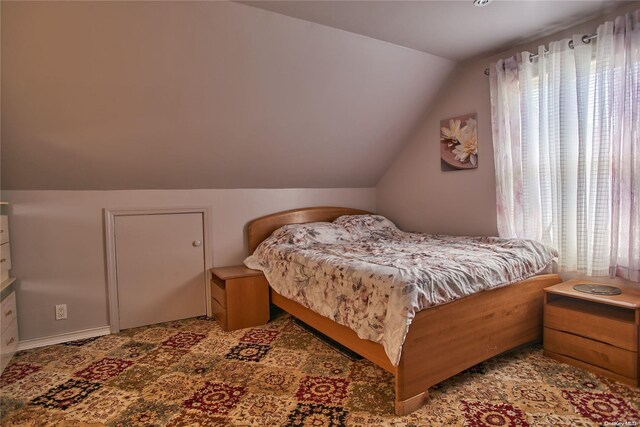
[0,314,638,426]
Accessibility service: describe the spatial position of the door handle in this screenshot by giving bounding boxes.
[192,240,202,247]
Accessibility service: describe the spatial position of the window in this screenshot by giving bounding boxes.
[489,13,639,282]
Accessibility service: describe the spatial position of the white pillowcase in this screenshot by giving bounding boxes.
[278,222,353,245]
[333,214,398,239]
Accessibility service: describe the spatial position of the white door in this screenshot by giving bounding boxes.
[115,213,206,330]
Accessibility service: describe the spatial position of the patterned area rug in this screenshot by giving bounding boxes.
[1,314,638,426]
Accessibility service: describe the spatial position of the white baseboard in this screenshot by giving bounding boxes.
[17,326,111,351]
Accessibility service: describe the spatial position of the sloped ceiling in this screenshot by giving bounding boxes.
[3,1,624,190]
[1,1,454,190]
[241,0,630,61]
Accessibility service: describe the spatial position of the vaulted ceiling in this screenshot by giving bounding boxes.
[240,1,629,61]
[1,1,453,190]
[1,1,627,190]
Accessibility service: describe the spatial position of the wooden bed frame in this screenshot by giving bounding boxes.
[246,207,562,415]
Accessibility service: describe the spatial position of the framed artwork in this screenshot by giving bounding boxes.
[440,113,478,171]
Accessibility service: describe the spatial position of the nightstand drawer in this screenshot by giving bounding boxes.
[545,327,637,378]
[211,297,227,330]
[545,300,637,351]
[1,291,17,334]
[211,275,227,308]
[0,216,8,245]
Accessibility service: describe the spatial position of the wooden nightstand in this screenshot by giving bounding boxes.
[210,266,269,331]
[543,280,640,387]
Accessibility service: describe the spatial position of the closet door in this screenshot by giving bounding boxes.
[115,213,206,330]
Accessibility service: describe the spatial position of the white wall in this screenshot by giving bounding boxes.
[4,188,375,340]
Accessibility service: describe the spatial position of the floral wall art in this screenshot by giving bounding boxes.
[440,113,478,171]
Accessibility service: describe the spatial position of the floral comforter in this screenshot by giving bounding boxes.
[244,215,557,366]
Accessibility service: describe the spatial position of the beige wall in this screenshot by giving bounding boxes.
[376,2,639,237]
[377,62,498,236]
[0,0,442,343]
[1,1,453,190]
[4,188,375,340]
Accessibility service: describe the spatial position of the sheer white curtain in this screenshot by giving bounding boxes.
[490,10,639,281]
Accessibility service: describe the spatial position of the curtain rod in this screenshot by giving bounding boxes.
[483,33,597,76]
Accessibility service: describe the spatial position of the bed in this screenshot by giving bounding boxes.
[245,207,562,415]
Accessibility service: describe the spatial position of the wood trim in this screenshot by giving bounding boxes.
[246,206,370,254]
[104,206,214,333]
[104,209,119,333]
[202,207,214,317]
[17,326,111,351]
[271,290,396,374]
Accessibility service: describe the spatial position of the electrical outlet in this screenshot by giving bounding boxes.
[55,304,67,320]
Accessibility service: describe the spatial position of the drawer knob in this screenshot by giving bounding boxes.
[0,258,5,263]
[6,337,14,345]
[192,240,202,247]
[5,310,12,317]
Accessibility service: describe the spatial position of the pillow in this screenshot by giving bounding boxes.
[333,214,398,239]
[275,222,353,246]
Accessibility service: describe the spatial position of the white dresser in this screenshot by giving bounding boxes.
[1,203,19,373]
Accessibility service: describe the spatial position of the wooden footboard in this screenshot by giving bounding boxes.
[271,273,563,416]
[394,273,563,414]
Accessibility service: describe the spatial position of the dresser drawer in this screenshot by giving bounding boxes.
[1,291,17,333]
[545,298,638,351]
[0,216,8,245]
[0,318,19,360]
[544,327,637,379]
[0,318,19,373]
[211,297,227,331]
[211,275,227,308]
[0,243,11,282]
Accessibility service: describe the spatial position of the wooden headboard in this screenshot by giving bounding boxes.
[246,206,371,254]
